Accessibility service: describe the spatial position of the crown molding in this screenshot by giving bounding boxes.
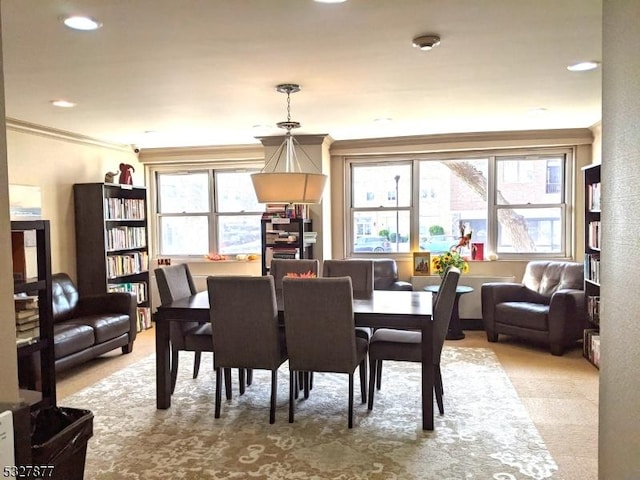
[330,128,594,155]
[138,144,265,164]
[6,118,133,153]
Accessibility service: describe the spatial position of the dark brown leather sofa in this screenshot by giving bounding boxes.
[52,273,137,372]
[481,261,587,355]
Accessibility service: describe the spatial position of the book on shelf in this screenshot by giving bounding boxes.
[588,221,601,249]
[271,248,299,259]
[262,203,309,219]
[16,326,39,340]
[104,197,146,220]
[591,334,601,367]
[16,319,39,332]
[14,295,38,311]
[15,308,39,321]
[584,253,600,284]
[588,182,601,211]
[136,307,152,332]
[108,281,148,303]
[583,328,600,368]
[587,295,600,325]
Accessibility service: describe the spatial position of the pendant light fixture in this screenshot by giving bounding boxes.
[251,84,327,204]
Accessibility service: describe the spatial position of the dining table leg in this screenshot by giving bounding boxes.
[156,317,171,409]
[422,322,434,430]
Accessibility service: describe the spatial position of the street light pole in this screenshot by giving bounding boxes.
[394,175,400,252]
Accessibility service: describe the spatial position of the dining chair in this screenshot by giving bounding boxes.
[367,266,460,415]
[269,258,321,393]
[207,275,288,424]
[155,264,212,394]
[322,259,374,299]
[283,276,368,428]
[322,259,375,341]
[269,258,321,295]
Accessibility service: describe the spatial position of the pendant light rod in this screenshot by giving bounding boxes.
[260,83,321,174]
[251,83,328,204]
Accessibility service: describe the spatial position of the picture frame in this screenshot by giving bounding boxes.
[413,252,431,276]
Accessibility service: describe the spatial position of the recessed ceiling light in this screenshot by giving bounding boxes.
[62,15,102,31]
[314,0,348,3]
[567,61,600,72]
[527,108,548,115]
[51,99,76,108]
[412,34,441,51]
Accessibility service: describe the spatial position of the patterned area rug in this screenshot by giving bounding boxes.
[63,347,558,479]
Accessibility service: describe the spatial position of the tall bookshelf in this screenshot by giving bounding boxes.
[582,164,601,368]
[261,217,314,276]
[73,183,151,331]
[12,220,56,409]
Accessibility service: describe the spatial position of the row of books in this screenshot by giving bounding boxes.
[261,203,309,219]
[587,295,600,326]
[14,295,40,344]
[108,281,148,304]
[106,226,147,251]
[265,247,300,265]
[265,230,298,244]
[587,182,601,211]
[583,328,600,368]
[587,221,601,249]
[107,251,149,279]
[136,307,152,332]
[585,253,600,284]
[104,198,146,220]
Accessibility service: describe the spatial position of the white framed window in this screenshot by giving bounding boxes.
[350,162,412,253]
[156,169,262,256]
[346,148,572,258]
[494,155,567,255]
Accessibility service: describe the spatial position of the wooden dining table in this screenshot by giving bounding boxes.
[154,289,436,430]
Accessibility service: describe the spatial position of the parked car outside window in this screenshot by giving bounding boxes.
[420,235,458,254]
[353,235,392,253]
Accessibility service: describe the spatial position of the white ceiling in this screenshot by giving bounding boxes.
[1,0,602,150]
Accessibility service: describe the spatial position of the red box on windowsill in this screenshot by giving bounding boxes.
[471,243,484,260]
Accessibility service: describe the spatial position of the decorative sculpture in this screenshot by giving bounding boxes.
[118,163,135,185]
[104,171,119,183]
[451,221,472,253]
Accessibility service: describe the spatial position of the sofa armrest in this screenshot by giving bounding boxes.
[481,283,546,335]
[482,282,528,305]
[77,292,138,340]
[548,289,587,346]
[388,281,413,291]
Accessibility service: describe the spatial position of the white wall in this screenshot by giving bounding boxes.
[0,17,20,404]
[6,126,141,278]
[600,1,640,477]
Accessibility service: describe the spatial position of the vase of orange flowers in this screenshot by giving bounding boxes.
[431,251,469,277]
[285,271,317,278]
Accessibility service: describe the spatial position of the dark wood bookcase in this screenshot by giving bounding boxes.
[582,163,600,368]
[12,220,56,409]
[261,218,313,275]
[73,183,151,331]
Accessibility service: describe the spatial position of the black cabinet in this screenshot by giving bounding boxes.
[261,218,314,275]
[73,183,151,331]
[582,163,600,368]
[12,220,55,409]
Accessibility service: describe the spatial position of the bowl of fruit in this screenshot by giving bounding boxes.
[205,253,226,261]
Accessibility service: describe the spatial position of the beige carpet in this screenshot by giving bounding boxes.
[63,347,558,479]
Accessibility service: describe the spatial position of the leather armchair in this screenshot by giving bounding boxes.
[481,261,587,355]
[373,259,413,291]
